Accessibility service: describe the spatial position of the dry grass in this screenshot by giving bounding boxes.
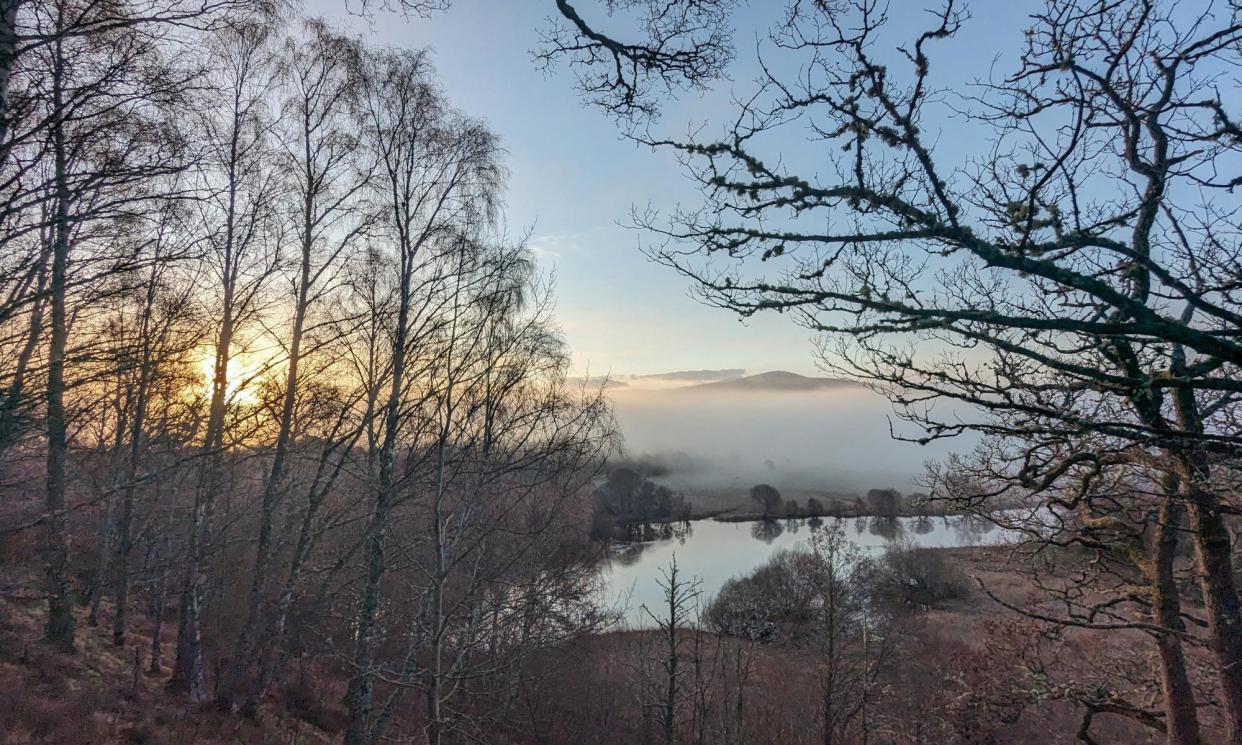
[0,593,337,745]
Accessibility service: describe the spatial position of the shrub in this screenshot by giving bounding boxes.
[871,540,967,611]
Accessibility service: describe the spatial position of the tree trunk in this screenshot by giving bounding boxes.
[1186,472,1242,741]
[42,31,74,655]
[342,438,397,745]
[148,537,169,674]
[112,261,159,647]
[1150,494,1201,745]
[1170,385,1242,742]
[240,438,350,718]
[219,274,307,711]
[343,288,408,745]
[0,0,20,163]
[168,312,231,701]
[0,254,46,465]
[342,508,386,745]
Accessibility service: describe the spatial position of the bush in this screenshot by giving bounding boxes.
[871,540,967,611]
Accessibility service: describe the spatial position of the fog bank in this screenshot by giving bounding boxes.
[608,383,973,494]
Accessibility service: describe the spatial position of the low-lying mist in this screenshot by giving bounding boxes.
[607,382,972,495]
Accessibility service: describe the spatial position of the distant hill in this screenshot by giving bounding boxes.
[566,376,629,389]
[630,368,744,384]
[681,371,860,392]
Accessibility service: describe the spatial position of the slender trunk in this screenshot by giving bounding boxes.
[0,255,46,464]
[149,536,170,674]
[168,578,206,698]
[43,30,74,654]
[0,0,20,164]
[663,563,679,745]
[112,259,159,646]
[220,268,308,711]
[343,264,410,745]
[342,499,388,745]
[424,544,444,745]
[168,309,231,701]
[425,436,448,745]
[241,431,358,717]
[170,76,243,695]
[1149,494,1201,745]
[425,292,461,745]
[90,397,126,628]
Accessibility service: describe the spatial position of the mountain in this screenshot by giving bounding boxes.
[680,370,860,392]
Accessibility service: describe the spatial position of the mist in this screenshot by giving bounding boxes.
[607,382,974,495]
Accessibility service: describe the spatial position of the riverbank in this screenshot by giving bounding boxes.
[710,504,964,523]
[569,544,1178,744]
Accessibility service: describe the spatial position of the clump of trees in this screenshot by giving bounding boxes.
[593,466,691,533]
[865,489,901,518]
[0,3,618,742]
[748,483,781,515]
[703,523,928,742]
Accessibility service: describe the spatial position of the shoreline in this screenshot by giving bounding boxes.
[615,504,978,528]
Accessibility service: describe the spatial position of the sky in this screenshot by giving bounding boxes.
[303,0,1037,378]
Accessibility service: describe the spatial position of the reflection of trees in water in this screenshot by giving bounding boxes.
[912,516,934,535]
[807,516,824,530]
[612,543,648,567]
[952,515,995,545]
[618,519,694,545]
[867,516,903,542]
[750,519,784,544]
[784,518,801,534]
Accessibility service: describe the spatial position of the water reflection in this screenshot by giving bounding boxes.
[750,519,784,544]
[867,516,902,541]
[602,513,1015,628]
[618,519,694,544]
[954,515,995,544]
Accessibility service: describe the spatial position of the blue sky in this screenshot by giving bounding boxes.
[306,0,1037,377]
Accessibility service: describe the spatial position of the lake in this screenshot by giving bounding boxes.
[600,514,1012,628]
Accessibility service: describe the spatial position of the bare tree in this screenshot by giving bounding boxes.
[16,0,197,653]
[216,17,371,712]
[640,556,701,744]
[168,15,283,701]
[542,0,1242,739]
[341,42,504,745]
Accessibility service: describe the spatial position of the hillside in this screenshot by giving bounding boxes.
[681,371,861,393]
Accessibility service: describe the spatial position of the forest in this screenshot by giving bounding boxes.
[0,1,1240,744]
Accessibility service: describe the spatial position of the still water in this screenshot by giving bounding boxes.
[601,514,1011,628]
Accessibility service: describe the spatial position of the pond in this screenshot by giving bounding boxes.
[600,514,1012,628]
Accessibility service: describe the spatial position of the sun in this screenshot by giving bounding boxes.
[196,346,265,405]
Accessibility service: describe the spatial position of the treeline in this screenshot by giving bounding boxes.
[0,2,615,742]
